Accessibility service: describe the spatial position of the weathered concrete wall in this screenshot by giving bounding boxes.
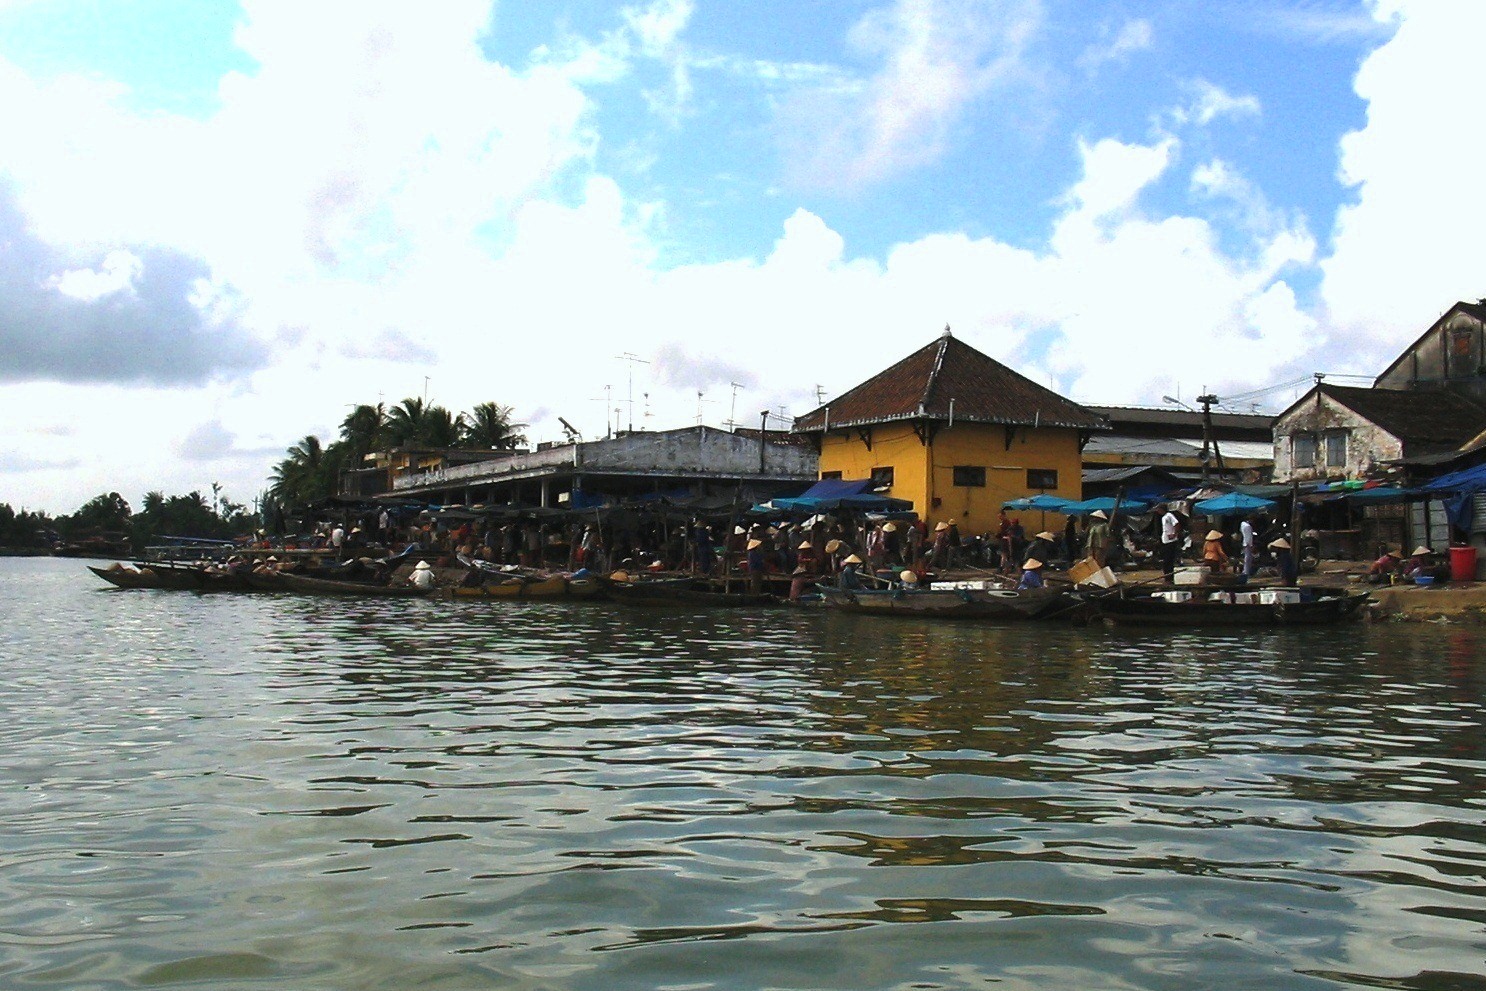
[1272,392,1401,482]
[393,425,816,492]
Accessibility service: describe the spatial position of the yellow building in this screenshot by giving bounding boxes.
[792,328,1108,531]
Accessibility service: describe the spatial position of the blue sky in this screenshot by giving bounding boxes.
[0,0,1477,513]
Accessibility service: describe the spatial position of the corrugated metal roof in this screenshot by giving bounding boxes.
[793,330,1108,433]
[1311,384,1486,450]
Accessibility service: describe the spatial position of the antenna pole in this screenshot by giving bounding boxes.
[616,353,650,433]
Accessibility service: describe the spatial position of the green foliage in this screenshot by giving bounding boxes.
[0,503,55,549]
[68,492,132,534]
[267,395,528,513]
[462,402,529,450]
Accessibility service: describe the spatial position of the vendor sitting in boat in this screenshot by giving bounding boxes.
[1202,530,1229,573]
[1017,558,1045,590]
[838,554,865,590]
[899,569,919,589]
[410,560,436,589]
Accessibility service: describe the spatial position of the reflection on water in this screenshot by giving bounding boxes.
[2,557,1486,989]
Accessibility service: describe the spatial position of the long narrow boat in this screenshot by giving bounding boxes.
[276,572,435,597]
[817,585,1069,620]
[89,563,214,590]
[447,574,604,599]
[1084,587,1370,626]
[597,575,777,607]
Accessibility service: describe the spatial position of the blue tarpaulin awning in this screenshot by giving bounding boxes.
[1001,494,1073,511]
[765,478,913,513]
[1194,491,1276,515]
[1061,496,1152,516]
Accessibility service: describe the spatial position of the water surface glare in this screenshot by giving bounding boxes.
[3,557,1486,989]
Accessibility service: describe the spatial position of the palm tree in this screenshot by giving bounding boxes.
[269,434,327,506]
[462,402,528,450]
[385,398,429,447]
[339,403,387,460]
[423,406,465,448]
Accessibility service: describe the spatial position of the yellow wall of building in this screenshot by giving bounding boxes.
[818,421,1084,532]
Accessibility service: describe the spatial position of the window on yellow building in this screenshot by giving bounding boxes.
[1027,468,1058,489]
[821,470,843,480]
[870,466,894,488]
[952,466,986,487]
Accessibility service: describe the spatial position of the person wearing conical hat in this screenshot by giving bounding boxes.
[1268,537,1298,586]
[1085,509,1111,566]
[1027,530,1058,568]
[745,537,767,594]
[1017,557,1045,590]
[796,539,819,575]
[788,564,815,602]
[838,553,865,591]
[1202,529,1229,573]
[930,520,952,570]
[899,568,919,588]
[410,560,436,589]
[1403,545,1445,583]
[1366,547,1401,585]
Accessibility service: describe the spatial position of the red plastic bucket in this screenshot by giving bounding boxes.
[1449,545,1478,582]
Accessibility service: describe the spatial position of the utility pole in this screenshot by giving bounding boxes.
[1196,391,1226,482]
[759,410,769,474]
[725,382,743,430]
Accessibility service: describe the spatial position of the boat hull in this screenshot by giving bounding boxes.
[1088,589,1370,626]
[818,586,1067,620]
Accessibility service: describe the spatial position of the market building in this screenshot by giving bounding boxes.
[791,327,1108,531]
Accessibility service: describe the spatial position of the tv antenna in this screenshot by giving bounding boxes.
[815,384,826,405]
[616,353,650,433]
[725,382,743,430]
[590,385,613,439]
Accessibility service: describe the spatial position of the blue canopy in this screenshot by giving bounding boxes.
[1419,462,1486,495]
[766,478,912,513]
[1194,491,1276,515]
[1061,496,1152,516]
[1001,494,1072,511]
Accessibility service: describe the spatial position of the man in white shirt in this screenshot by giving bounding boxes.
[1240,517,1256,577]
[1160,504,1182,581]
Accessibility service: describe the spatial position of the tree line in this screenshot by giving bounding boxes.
[0,486,257,554]
[268,398,528,510]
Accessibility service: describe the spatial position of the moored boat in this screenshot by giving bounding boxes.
[817,584,1069,620]
[1083,586,1370,626]
[276,572,435,597]
[596,574,777,607]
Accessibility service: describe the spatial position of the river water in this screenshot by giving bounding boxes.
[3,557,1485,990]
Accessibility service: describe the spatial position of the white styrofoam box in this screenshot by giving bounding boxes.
[1258,589,1301,604]
[930,580,995,591]
[1173,567,1208,586]
[1153,590,1192,603]
[1231,592,1260,605]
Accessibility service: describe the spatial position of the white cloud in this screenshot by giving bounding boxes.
[781,0,1043,189]
[1170,79,1262,126]
[1079,18,1153,72]
[1321,0,1486,354]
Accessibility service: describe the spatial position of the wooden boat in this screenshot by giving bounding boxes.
[596,575,777,607]
[89,563,214,590]
[1084,587,1370,626]
[275,572,435,597]
[817,584,1068,620]
[447,574,604,599]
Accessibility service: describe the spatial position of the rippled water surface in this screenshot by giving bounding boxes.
[3,557,1486,989]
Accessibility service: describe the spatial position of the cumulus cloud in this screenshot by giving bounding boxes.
[780,0,1043,189]
[1321,1,1486,356]
[0,185,267,386]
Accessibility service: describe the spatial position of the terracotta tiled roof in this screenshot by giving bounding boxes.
[1319,384,1486,451]
[793,330,1108,433]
